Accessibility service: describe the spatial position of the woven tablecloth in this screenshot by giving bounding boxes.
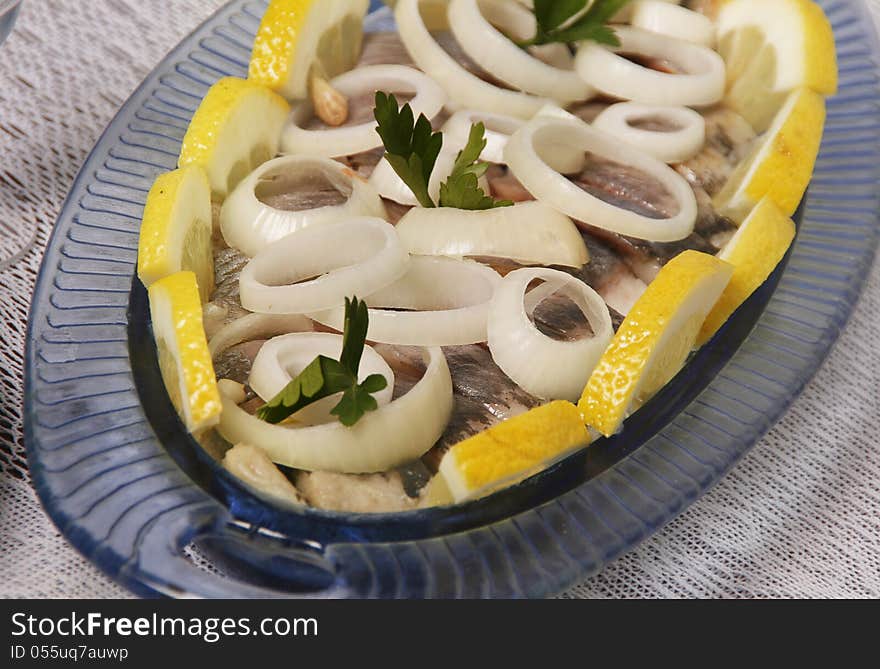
[1,0,878,599]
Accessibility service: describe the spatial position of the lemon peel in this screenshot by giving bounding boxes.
[578,251,734,437]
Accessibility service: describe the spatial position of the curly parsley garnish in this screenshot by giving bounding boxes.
[256,297,388,427]
[373,92,512,210]
[522,0,633,48]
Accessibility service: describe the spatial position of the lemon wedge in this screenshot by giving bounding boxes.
[717,0,837,131]
[249,0,368,100]
[578,251,733,438]
[137,166,214,302]
[698,197,796,345]
[713,87,825,223]
[438,401,591,503]
[148,271,222,434]
[179,77,290,198]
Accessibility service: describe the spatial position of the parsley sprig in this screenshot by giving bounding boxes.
[256,297,388,427]
[374,92,512,210]
[521,0,633,48]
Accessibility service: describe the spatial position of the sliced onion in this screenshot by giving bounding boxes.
[369,147,489,206]
[504,115,698,242]
[280,64,446,157]
[395,0,550,118]
[630,1,716,47]
[395,200,589,268]
[208,313,313,358]
[217,347,453,473]
[612,0,677,23]
[239,217,410,314]
[447,0,594,104]
[534,104,591,174]
[441,109,524,164]
[592,102,707,164]
[370,119,498,205]
[220,156,386,257]
[310,256,501,346]
[575,27,725,107]
[249,332,395,426]
[488,268,613,401]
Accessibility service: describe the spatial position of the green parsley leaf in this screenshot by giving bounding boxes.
[331,384,380,427]
[438,122,513,210]
[256,296,388,427]
[339,296,368,376]
[533,0,588,34]
[374,92,442,209]
[374,96,511,210]
[526,0,633,48]
[255,355,348,424]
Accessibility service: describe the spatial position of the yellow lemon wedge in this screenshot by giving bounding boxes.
[698,197,796,345]
[148,271,222,434]
[437,401,591,503]
[137,166,214,302]
[179,77,290,198]
[249,0,368,100]
[713,87,825,224]
[578,251,734,438]
[717,0,837,132]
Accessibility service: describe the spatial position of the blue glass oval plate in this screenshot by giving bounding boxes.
[24,0,880,598]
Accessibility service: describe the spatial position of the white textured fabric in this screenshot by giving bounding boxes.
[0,0,878,599]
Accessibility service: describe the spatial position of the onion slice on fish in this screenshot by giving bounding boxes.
[441,109,524,164]
[592,103,707,164]
[371,108,517,207]
[395,200,589,268]
[217,347,453,473]
[369,147,489,206]
[394,0,550,118]
[208,313,313,358]
[239,217,410,314]
[630,1,716,47]
[220,156,386,257]
[504,115,698,242]
[575,27,725,107]
[310,256,501,346]
[371,106,521,206]
[280,64,447,157]
[249,332,395,425]
[447,0,594,104]
[488,268,613,401]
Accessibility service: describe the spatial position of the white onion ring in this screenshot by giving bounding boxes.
[280,64,447,157]
[575,27,725,107]
[488,268,613,402]
[504,115,698,242]
[369,157,430,206]
[368,147,489,206]
[592,102,707,164]
[630,1,716,47]
[249,332,395,426]
[239,217,410,314]
[612,0,677,23]
[395,0,550,118]
[447,0,594,104]
[208,313,313,358]
[441,110,524,164]
[396,200,589,268]
[310,256,501,346]
[217,347,453,473]
[220,156,386,257]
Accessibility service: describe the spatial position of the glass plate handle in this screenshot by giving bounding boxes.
[121,502,349,599]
